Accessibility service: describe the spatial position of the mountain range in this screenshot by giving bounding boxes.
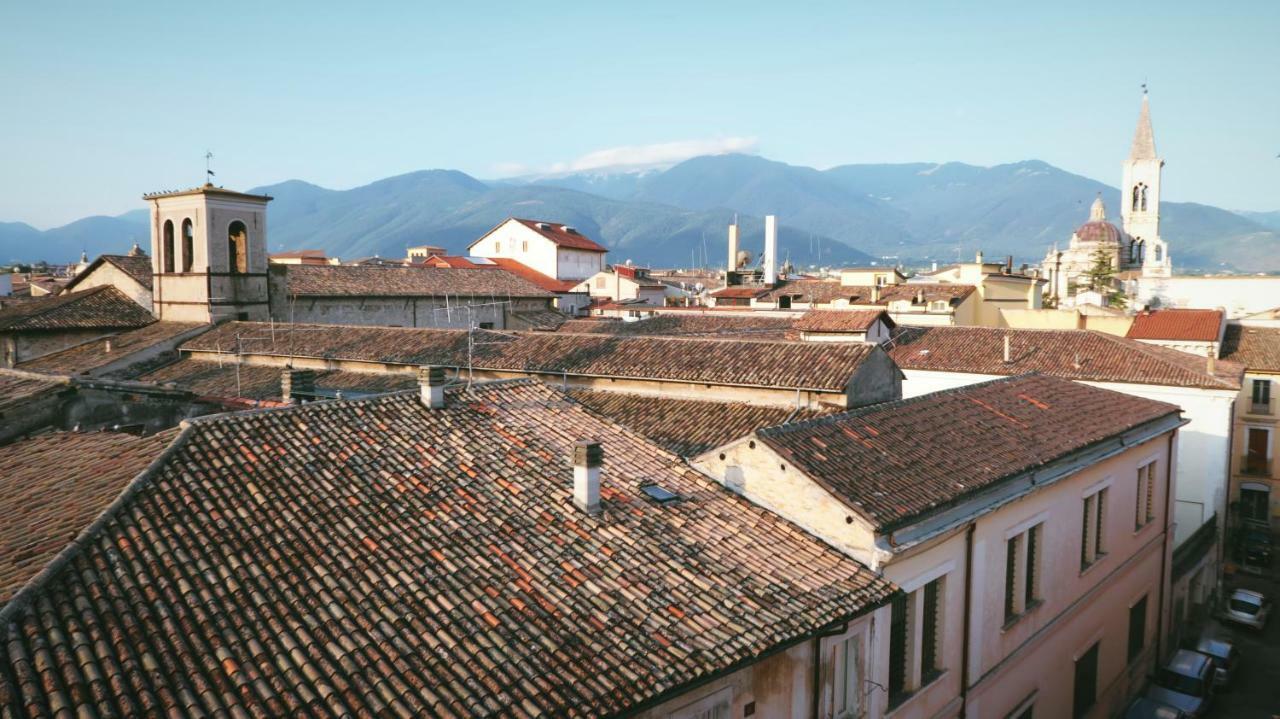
[4,154,1278,272]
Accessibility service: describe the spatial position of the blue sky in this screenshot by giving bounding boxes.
[2,1,1277,228]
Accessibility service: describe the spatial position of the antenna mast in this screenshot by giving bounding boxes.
[205,150,215,185]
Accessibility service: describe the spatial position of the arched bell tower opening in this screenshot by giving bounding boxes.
[144,184,272,322]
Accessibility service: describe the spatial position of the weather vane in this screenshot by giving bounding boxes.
[205,150,215,184]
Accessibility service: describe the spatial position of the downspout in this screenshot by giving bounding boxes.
[810,622,849,718]
[1155,430,1175,660]
[958,521,976,719]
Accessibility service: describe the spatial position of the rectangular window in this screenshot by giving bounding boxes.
[1081,488,1108,570]
[890,574,947,706]
[1005,524,1043,622]
[522,240,528,252]
[1128,596,1148,663]
[888,593,908,703]
[833,634,863,718]
[1135,462,1156,530]
[1072,642,1099,719]
[921,577,941,678]
[495,240,501,252]
[1253,378,1272,406]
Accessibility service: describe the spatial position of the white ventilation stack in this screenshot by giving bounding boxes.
[418,365,447,409]
[573,439,603,515]
[727,220,740,271]
[763,215,778,284]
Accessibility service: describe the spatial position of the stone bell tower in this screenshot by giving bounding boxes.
[1121,91,1170,279]
[143,184,273,322]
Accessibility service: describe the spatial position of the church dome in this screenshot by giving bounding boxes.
[1074,220,1123,245]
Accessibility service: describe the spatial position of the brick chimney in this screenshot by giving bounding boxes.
[573,439,603,515]
[418,366,447,409]
[281,369,316,404]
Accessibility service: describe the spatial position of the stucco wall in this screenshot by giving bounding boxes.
[3,329,109,366]
[1137,276,1280,318]
[469,220,607,281]
[70,263,152,309]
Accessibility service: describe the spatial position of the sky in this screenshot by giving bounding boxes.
[2,1,1277,228]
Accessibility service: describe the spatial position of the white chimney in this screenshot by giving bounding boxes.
[763,215,778,285]
[418,365,447,409]
[870,285,881,303]
[727,221,740,271]
[1003,335,1011,363]
[573,440,602,515]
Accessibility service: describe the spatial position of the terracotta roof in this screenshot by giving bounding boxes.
[136,358,419,400]
[511,218,608,252]
[1220,325,1280,373]
[1126,309,1223,343]
[63,254,154,292]
[485,257,581,293]
[508,309,569,331]
[0,286,154,332]
[0,370,70,417]
[794,310,893,333]
[282,264,553,298]
[0,430,175,606]
[0,380,895,717]
[753,280,974,307]
[709,286,771,299]
[887,325,1243,390]
[757,374,1180,530]
[1073,220,1123,245]
[569,389,834,456]
[416,255,482,269]
[17,322,206,375]
[183,322,877,391]
[270,249,327,260]
[556,315,794,339]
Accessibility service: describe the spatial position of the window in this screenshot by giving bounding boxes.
[1140,185,1149,211]
[1072,642,1099,719]
[1135,462,1156,530]
[1245,428,1270,475]
[1241,484,1270,522]
[162,220,175,273]
[495,240,501,253]
[522,240,528,252]
[595,276,606,289]
[930,300,948,312]
[1131,185,1140,211]
[833,634,863,718]
[477,322,494,330]
[227,220,248,274]
[1128,596,1148,663]
[1253,379,1272,409]
[1005,524,1042,622]
[669,687,731,719]
[181,219,194,272]
[889,575,946,707]
[1081,488,1108,570]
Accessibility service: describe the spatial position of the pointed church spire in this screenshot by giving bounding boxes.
[1129,90,1157,160]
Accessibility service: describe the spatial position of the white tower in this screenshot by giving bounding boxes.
[1121,91,1170,278]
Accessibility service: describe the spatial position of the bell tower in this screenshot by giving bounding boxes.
[144,183,273,322]
[1121,91,1170,278]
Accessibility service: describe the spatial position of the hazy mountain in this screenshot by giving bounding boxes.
[4,154,1277,271]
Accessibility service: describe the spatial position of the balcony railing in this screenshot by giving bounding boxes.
[1240,456,1274,477]
[1247,401,1274,416]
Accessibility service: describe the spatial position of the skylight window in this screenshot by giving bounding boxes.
[640,483,680,504]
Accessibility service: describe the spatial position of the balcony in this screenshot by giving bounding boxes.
[1247,401,1274,417]
[1240,456,1274,478]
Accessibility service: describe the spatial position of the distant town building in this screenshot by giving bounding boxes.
[1220,324,1280,532]
[268,249,339,265]
[60,250,153,310]
[467,217,607,282]
[1125,308,1226,357]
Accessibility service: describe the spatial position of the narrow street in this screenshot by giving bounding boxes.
[1208,568,1280,717]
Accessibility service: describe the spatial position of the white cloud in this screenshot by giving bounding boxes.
[494,136,758,177]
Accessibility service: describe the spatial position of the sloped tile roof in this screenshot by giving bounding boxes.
[569,389,834,456]
[1126,308,1223,342]
[512,218,608,252]
[794,310,892,333]
[887,325,1243,390]
[137,358,419,400]
[485,257,581,293]
[0,380,895,717]
[1220,325,1280,373]
[0,430,175,605]
[183,321,877,391]
[282,264,553,298]
[508,309,569,331]
[0,286,154,332]
[556,315,794,339]
[0,370,70,417]
[17,322,206,375]
[709,286,771,299]
[63,254,154,292]
[758,374,1180,530]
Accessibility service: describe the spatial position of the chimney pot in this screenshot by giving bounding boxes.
[104,339,112,353]
[573,439,603,515]
[418,365,447,409]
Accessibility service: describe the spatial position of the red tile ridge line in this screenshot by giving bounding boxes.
[0,426,189,625]
[965,397,1025,426]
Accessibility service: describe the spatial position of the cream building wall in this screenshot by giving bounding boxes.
[1230,368,1280,529]
[66,262,152,309]
[1136,275,1280,318]
[468,219,606,281]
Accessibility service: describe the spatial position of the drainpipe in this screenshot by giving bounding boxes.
[1155,431,1175,661]
[958,521,976,719]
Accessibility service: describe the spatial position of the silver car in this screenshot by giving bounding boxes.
[1221,588,1270,631]
[1192,637,1236,688]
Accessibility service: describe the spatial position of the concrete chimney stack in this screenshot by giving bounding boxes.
[870,285,881,303]
[281,368,316,404]
[763,215,778,285]
[417,365,447,409]
[1003,335,1011,363]
[727,221,740,271]
[573,439,603,515]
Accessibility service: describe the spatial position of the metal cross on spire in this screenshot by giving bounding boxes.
[205,150,215,185]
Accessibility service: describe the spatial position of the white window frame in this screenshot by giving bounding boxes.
[1081,482,1110,570]
[832,629,866,718]
[669,686,732,719]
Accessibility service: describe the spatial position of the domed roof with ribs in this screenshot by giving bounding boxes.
[1074,220,1123,245]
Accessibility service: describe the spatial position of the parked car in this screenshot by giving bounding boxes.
[1124,696,1188,719]
[1190,636,1237,688]
[1238,525,1273,566]
[1144,649,1216,718]
[1221,588,1271,630]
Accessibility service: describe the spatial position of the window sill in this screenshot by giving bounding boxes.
[1079,553,1108,577]
[886,670,948,715]
[1133,521,1156,537]
[1001,599,1045,632]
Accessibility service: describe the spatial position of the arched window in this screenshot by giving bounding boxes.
[1154,245,1162,263]
[1132,185,1140,211]
[1140,185,1148,212]
[181,219,194,272]
[228,220,248,274]
[162,220,175,273]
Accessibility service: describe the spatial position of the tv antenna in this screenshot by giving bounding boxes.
[205,151,215,185]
